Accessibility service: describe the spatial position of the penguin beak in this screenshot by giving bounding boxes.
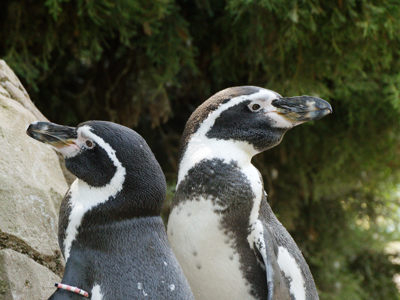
[271,96,332,124]
[26,121,78,149]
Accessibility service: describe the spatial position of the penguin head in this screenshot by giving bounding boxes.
[27,120,166,214]
[181,86,332,155]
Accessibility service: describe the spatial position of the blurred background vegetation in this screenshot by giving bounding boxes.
[1,0,400,298]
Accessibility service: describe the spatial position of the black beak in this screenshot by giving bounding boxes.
[26,121,77,148]
[272,96,332,122]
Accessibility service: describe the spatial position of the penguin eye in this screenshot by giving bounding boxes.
[85,140,94,149]
[249,103,262,112]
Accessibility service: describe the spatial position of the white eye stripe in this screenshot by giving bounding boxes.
[178,89,279,185]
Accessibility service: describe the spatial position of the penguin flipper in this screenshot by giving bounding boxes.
[253,225,275,300]
[253,223,291,300]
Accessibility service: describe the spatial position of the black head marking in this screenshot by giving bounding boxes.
[179,86,260,157]
[206,101,287,151]
[179,87,331,155]
[65,143,116,187]
[27,120,167,221]
[76,121,167,218]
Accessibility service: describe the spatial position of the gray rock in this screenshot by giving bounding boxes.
[0,59,72,299]
[0,94,68,256]
[0,60,46,121]
[0,59,75,185]
[0,249,60,300]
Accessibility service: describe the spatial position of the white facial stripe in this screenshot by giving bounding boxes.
[56,143,81,158]
[277,246,306,300]
[91,284,103,300]
[195,89,278,137]
[178,88,278,185]
[63,125,126,261]
[52,125,99,158]
[255,99,293,128]
[264,111,293,128]
[52,130,86,158]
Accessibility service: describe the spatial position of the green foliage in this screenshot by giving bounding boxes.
[1,0,195,126]
[1,1,399,299]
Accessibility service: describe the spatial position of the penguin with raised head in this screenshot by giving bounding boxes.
[27,120,194,300]
[167,86,332,300]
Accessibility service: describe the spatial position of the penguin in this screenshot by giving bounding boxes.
[26,120,194,300]
[167,86,332,300]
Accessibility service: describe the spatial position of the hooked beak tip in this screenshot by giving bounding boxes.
[26,122,39,138]
[26,122,50,141]
[316,100,332,114]
[272,96,332,123]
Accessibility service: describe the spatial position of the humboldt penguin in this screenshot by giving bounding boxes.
[167,86,332,300]
[27,120,194,300]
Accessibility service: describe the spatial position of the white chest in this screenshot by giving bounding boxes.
[63,174,125,261]
[167,198,256,300]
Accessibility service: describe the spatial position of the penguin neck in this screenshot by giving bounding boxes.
[62,173,126,261]
[62,174,163,261]
[75,174,164,221]
[178,136,258,185]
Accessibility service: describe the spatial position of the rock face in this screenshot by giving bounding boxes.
[0,249,61,300]
[0,60,67,299]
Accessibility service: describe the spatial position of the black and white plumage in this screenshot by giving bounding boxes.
[167,86,332,300]
[26,121,194,300]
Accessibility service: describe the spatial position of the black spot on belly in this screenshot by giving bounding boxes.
[174,158,268,299]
